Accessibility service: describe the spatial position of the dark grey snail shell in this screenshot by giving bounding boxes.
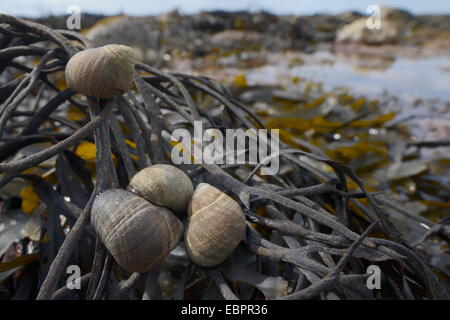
[91,189,183,273]
[127,164,194,215]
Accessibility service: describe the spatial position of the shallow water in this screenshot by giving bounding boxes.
[294,51,450,103]
[175,49,450,148]
[229,50,450,148]
[241,51,450,106]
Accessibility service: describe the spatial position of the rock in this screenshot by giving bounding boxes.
[191,12,228,33]
[336,18,401,45]
[379,7,413,21]
[30,9,448,54]
[407,15,450,45]
[422,37,450,57]
[210,30,265,50]
[85,16,160,64]
[290,14,357,48]
[158,9,182,25]
[336,11,364,24]
[191,11,278,34]
[336,7,415,45]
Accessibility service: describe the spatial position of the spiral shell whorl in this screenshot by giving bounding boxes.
[128,164,194,215]
[102,44,135,70]
[91,189,183,272]
[185,183,246,267]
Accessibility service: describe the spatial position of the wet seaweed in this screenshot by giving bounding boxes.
[0,14,449,300]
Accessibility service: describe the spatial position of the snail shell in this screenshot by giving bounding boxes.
[91,189,183,272]
[65,44,135,98]
[127,164,194,215]
[184,183,246,267]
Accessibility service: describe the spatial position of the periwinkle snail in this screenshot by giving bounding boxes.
[90,164,193,273]
[65,44,135,98]
[184,183,246,267]
[91,165,246,272]
[127,164,194,215]
[91,189,183,273]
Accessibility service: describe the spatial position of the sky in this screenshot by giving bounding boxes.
[1,0,450,18]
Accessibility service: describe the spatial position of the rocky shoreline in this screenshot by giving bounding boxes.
[21,8,450,150]
[31,7,450,61]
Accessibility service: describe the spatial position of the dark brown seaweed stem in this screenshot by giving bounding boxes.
[249,180,369,200]
[0,89,75,162]
[209,269,239,300]
[85,240,106,300]
[0,45,48,60]
[36,192,94,299]
[50,273,91,300]
[125,91,159,159]
[36,99,116,299]
[135,63,201,121]
[118,272,149,298]
[369,238,449,300]
[116,97,150,168]
[0,15,446,300]
[142,268,164,300]
[172,264,196,300]
[245,210,351,246]
[0,50,58,135]
[109,115,137,180]
[92,253,113,300]
[133,75,167,163]
[83,97,117,298]
[408,139,450,148]
[202,164,377,247]
[278,221,379,300]
[0,101,114,188]
[0,14,78,56]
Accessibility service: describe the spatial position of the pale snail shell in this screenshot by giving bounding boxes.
[184,183,246,267]
[91,189,183,273]
[127,164,194,216]
[65,44,135,98]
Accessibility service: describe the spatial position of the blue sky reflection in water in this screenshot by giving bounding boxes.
[240,52,450,105]
[294,54,450,102]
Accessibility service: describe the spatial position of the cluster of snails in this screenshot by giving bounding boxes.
[90,164,247,273]
[66,45,247,272]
